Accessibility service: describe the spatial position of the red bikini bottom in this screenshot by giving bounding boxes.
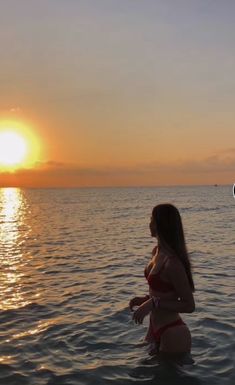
[150,317,186,344]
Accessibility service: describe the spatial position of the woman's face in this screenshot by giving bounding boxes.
[149,215,157,237]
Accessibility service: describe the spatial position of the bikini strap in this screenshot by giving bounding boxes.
[155,255,169,274]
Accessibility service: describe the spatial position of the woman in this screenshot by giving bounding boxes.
[129,203,195,355]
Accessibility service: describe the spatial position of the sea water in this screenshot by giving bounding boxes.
[0,185,234,385]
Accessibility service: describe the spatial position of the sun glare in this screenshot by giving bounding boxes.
[0,131,27,166]
[0,120,40,170]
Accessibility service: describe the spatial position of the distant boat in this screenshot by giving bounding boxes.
[214,184,218,187]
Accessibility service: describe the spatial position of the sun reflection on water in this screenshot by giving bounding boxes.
[0,188,31,310]
[0,188,22,244]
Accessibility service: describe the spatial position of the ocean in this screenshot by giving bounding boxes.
[0,185,234,385]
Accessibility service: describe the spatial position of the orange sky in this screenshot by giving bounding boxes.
[0,1,235,187]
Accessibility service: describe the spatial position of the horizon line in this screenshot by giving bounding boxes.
[0,183,231,189]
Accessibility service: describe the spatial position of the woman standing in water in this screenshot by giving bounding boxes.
[129,204,195,355]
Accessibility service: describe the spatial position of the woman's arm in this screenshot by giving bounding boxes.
[129,295,150,311]
[152,245,158,256]
[155,259,195,313]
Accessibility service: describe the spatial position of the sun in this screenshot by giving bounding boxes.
[0,131,28,166]
[0,120,41,170]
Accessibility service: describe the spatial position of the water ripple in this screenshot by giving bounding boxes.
[0,186,234,385]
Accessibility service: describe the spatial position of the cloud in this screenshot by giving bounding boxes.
[135,149,235,175]
[10,107,22,113]
[0,149,234,187]
[34,160,66,169]
[0,106,22,113]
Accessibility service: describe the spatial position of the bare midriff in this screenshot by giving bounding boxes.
[149,288,181,328]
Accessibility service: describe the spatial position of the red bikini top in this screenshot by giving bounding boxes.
[144,258,174,293]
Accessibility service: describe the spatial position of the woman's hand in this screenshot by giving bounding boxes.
[132,298,153,324]
[129,296,149,311]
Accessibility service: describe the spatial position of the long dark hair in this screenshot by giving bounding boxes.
[152,203,195,292]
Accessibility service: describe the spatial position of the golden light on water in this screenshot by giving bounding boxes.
[8,318,62,342]
[0,188,60,349]
[0,188,31,310]
[0,188,22,243]
[0,120,40,170]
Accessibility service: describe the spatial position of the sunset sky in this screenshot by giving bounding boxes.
[0,0,235,187]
